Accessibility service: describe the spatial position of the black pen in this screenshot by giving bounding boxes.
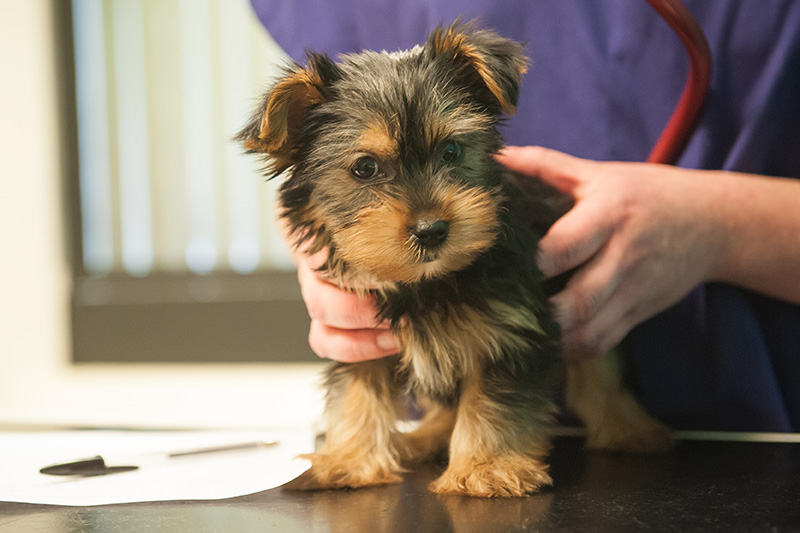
[39,440,279,476]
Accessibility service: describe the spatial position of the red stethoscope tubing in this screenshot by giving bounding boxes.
[645,0,712,165]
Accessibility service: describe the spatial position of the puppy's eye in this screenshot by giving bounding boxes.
[440,140,464,164]
[351,156,379,180]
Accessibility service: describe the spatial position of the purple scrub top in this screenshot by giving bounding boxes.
[250,0,800,432]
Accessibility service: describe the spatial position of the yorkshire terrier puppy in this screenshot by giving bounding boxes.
[239,21,671,498]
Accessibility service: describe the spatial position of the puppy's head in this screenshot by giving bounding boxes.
[239,21,527,284]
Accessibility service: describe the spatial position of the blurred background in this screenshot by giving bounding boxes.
[0,0,324,430]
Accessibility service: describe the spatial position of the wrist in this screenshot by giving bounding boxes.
[702,171,800,303]
[700,171,744,285]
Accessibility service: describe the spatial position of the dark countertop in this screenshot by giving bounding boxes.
[2,436,799,532]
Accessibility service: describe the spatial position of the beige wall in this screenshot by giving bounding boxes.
[0,0,72,413]
[0,0,322,429]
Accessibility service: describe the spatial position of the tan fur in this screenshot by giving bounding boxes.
[566,350,673,453]
[430,26,527,115]
[357,121,398,159]
[429,370,552,498]
[260,69,325,148]
[244,68,326,173]
[422,106,495,150]
[335,183,501,283]
[286,359,406,490]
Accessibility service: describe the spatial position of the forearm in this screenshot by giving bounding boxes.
[706,170,800,304]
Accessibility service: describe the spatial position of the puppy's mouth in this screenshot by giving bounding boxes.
[414,248,443,264]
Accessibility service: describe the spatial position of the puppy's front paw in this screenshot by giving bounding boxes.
[283,453,403,491]
[430,456,552,498]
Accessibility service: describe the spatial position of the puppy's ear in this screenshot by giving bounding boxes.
[237,53,340,174]
[426,20,528,115]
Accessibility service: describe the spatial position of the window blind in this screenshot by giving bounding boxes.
[72,0,293,276]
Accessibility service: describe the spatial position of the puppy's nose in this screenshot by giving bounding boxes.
[410,219,449,248]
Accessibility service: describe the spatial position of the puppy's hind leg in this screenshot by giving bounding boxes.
[286,357,406,490]
[397,399,456,466]
[566,349,672,453]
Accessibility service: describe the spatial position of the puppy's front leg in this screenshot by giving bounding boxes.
[430,367,554,498]
[286,357,406,490]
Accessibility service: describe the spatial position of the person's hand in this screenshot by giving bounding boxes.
[497,146,731,361]
[298,249,400,362]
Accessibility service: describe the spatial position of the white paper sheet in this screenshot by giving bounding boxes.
[0,429,313,506]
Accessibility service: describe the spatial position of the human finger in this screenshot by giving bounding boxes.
[308,320,400,362]
[537,200,614,278]
[304,248,329,270]
[557,284,635,361]
[548,241,622,333]
[548,237,623,340]
[496,145,587,193]
[297,259,388,330]
[560,313,633,361]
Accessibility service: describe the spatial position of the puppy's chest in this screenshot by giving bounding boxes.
[383,286,541,402]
